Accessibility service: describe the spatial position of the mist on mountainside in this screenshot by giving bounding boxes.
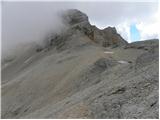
[2,1,158,61]
[1,1,159,119]
[1,8,159,119]
[2,2,69,61]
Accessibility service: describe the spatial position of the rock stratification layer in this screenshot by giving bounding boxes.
[1,9,159,119]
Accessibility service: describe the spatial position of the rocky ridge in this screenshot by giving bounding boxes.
[44,9,127,52]
[1,9,159,119]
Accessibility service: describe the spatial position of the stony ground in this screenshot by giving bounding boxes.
[1,9,159,119]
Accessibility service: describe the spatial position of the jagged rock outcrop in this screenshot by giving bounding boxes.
[62,9,89,26]
[47,9,127,51]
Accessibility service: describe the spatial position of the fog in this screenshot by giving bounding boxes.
[2,1,158,59]
[2,2,71,59]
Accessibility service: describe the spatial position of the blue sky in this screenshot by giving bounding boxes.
[130,23,140,42]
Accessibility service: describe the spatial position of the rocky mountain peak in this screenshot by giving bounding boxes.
[62,9,89,25]
[103,26,117,34]
[2,8,159,119]
[44,9,128,51]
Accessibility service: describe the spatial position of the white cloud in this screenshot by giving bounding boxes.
[116,11,160,43]
[116,22,131,43]
[136,12,160,40]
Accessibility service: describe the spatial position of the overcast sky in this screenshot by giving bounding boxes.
[2,1,159,58]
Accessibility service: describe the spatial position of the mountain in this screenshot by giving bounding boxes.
[1,9,159,119]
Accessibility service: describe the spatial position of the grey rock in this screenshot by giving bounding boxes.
[62,9,89,26]
[45,9,127,51]
[1,9,158,119]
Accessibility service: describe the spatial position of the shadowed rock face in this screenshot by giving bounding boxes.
[1,9,159,119]
[102,27,127,47]
[62,9,89,26]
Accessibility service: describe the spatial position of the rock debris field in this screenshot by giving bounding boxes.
[1,9,159,119]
